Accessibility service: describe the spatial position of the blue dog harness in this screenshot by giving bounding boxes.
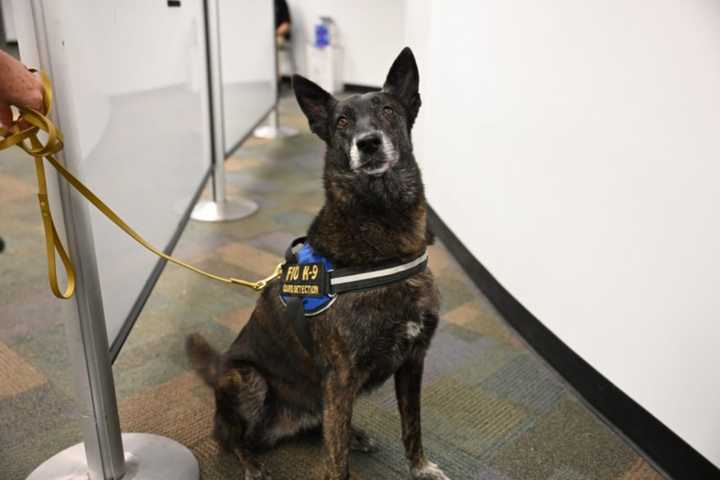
[279,237,428,352]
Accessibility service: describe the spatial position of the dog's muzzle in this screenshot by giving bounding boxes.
[356,132,382,156]
[350,131,398,175]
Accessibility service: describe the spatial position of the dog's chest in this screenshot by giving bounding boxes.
[327,273,439,388]
[358,314,435,393]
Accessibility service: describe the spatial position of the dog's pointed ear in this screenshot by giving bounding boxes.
[293,74,335,142]
[383,47,421,129]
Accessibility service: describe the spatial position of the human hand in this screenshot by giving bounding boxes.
[0,50,44,129]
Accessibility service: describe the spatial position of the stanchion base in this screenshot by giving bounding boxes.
[190,197,258,222]
[26,433,199,480]
[253,125,299,139]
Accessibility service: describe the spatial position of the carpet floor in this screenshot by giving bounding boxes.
[0,92,664,480]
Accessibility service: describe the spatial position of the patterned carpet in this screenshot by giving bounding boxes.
[0,93,665,480]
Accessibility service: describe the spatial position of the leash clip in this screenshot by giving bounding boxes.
[254,262,286,291]
[231,262,285,291]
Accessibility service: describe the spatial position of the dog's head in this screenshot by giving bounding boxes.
[293,48,421,179]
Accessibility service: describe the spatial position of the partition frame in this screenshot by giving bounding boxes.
[21,1,127,477]
[102,0,214,360]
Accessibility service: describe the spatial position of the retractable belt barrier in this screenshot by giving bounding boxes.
[0,72,283,300]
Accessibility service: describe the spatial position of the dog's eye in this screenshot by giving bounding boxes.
[337,117,349,129]
[383,106,394,117]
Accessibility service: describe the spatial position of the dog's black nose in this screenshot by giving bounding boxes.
[356,133,382,155]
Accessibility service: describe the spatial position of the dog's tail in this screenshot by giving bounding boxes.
[185,333,220,386]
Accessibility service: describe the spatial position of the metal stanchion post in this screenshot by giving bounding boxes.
[253,31,298,139]
[253,104,298,139]
[26,187,126,480]
[191,0,258,222]
[26,177,199,480]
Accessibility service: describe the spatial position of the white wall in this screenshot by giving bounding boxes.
[407,0,720,467]
[286,0,406,87]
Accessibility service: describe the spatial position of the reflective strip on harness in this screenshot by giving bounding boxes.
[330,251,428,293]
[280,238,428,316]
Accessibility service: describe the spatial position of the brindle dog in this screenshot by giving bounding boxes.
[187,47,449,480]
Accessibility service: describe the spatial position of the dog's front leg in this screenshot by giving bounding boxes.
[321,369,357,480]
[395,355,450,480]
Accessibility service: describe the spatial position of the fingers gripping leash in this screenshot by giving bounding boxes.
[0,72,283,299]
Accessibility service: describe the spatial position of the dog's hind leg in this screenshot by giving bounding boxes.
[214,366,272,479]
[394,354,450,480]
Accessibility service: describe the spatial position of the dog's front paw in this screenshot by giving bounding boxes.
[319,470,360,480]
[244,465,271,480]
[410,461,450,480]
[350,426,378,454]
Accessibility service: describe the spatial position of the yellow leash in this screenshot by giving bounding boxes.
[0,72,283,300]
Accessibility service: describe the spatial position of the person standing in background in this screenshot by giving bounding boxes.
[274,0,291,45]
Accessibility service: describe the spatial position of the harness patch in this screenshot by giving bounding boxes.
[280,242,335,315]
[281,263,328,296]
